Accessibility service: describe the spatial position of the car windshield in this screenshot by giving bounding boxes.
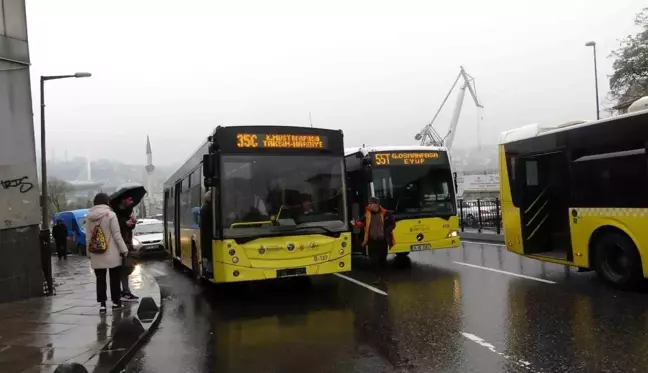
[134,223,164,236]
[371,162,456,217]
[220,154,346,238]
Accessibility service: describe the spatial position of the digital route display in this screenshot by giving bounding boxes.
[236,133,328,149]
[372,152,446,166]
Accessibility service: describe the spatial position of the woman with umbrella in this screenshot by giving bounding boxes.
[110,182,147,301]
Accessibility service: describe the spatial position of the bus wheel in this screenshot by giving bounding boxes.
[593,232,642,289]
[396,253,410,257]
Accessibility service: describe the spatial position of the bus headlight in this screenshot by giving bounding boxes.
[232,256,239,264]
[228,249,236,256]
[447,230,459,238]
[339,262,345,268]
[341,241,347,248]
[339,248,344,255]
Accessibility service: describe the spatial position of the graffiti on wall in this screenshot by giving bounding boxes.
[0,164,40,229]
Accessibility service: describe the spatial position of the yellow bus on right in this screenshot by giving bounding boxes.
[499,96,648,288]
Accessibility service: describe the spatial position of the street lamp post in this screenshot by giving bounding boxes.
[39,72,91,295]
[585,41,600,120]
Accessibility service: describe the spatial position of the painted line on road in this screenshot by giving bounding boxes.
[461,240,505,247]
[461,332,540,373]
[147,268,166,277]
[333,273,388,296]
[453,261,556,284]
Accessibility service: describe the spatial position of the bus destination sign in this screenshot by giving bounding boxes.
[236,133,328,149]
[373,152,444,166]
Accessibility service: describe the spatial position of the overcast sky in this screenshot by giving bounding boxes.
[27,0,645,166]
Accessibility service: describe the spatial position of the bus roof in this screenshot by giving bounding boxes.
[499,108,648,145]
[165,125,345,190]
[345,145,448,157]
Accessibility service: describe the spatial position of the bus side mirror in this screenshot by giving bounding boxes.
[203,154,218,188]
[453,172,458,192]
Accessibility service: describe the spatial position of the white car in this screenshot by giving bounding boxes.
[132,219,166,257]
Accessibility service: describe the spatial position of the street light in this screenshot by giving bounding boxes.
[585,41,600,120]
[39,72,91,295]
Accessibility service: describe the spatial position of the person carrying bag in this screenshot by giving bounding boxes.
[86,193,129,312]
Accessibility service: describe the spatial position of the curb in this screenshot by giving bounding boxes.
[108,270,163,373]
[54,269,163,373]
[460,232,505,244]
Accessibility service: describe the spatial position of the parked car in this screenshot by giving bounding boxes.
[457,200,500,228]
[132,218,167,258]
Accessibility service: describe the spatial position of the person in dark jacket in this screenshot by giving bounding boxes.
[352,197,396,284]
[113,197,139,301]
[52,220,69,260]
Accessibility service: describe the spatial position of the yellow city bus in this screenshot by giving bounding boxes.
[499,97,648,287]
[163,125,351,283]
[345,146,460,259]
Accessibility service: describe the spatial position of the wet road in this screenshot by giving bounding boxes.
[125,241,648,373]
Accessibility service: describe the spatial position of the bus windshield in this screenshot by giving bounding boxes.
[220,154,346,238]
[371,163,455,218]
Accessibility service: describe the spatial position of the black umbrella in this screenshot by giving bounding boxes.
[109,182,147,209]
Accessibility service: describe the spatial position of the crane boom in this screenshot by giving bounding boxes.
[415,66,483,150]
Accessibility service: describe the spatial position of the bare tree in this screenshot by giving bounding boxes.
[48,178,72,213]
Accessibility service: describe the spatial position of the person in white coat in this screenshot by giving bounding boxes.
[86,193,130,312]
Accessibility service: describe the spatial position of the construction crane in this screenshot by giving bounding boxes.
[415,66,483,150]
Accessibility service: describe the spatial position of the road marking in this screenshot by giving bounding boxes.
[147,268,166,277]
[461,240,505,247]
[461,332,539,373]
[453,261,556,284]
[333,273,388,296]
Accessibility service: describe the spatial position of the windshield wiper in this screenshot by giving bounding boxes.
[291,225,336,234]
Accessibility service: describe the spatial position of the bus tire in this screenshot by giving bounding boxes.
[396,253,410,257]
[592,231,642,289]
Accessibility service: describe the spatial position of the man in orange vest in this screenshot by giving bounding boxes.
[352,197,395,283]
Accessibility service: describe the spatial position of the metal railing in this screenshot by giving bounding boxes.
[458,198,502,234]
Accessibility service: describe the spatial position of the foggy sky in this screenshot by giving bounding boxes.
[27,0,645,167]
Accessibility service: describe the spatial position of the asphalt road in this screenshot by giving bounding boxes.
[124,241,648,373]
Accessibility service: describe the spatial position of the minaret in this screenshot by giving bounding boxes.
[144,135,155,217]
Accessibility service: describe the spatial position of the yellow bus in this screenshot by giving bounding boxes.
[499,97,648,287]
[345,145,460,259]
[164,125,351,283]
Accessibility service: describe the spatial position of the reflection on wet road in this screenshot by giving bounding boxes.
[126,242,648,373]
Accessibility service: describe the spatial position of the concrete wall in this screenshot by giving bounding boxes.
[0,0,44,302]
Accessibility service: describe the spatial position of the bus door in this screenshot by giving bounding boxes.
[518,151,571,256]
[345,152,369,254]
[174,181,182,258]
[164,189,170,255]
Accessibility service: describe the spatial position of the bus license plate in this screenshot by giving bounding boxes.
[277,267,307,278]
[410,244,431,251]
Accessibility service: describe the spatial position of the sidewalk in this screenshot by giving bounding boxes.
[0,256,161,373]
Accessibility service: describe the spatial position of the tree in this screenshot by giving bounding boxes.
[609,8,648,109]
[48,178,71,213]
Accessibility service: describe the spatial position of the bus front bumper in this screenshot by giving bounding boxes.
[212,253,351,283]
[389,237,461,254]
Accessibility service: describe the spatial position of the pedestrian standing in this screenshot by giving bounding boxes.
[52,219,68,260]
[352,197,396,284]
[86,193,129,312]
[114,197,139,301]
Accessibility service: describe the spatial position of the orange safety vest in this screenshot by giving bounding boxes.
[362,207,395,247]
